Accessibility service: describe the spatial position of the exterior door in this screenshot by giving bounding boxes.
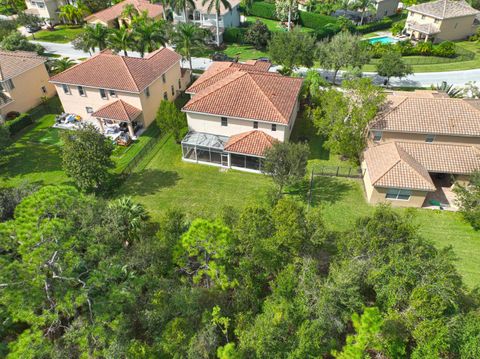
[221,154,229,167]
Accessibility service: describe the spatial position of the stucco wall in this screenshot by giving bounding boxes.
[375,0,399,18]
[185,112,289,141]
[26,0,63,22]
[438,16,477,41]
[222,5,240,27]
[53,60,186,127]
[0,63,56,117]
[372,130,480,146]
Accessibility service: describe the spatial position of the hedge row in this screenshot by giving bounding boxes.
[224,27,247,43]
[249,2,277,20]
[356,17,393,34]
[7,113,32,135]
[298,11,337,30]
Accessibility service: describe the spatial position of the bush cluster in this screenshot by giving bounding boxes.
[369,40,457,58]
[298,10,337,30]
[223,27,247,43]
[249,1,277,20]
[6,113,32,135]
[356,17,393,34]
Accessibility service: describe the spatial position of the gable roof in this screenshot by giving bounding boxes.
[371,92,480,137]
[224,130,277,156]
[191,0,241,15]
[91,99,142,121]
[364,142,436,191]
[85,0,163,23]
[0,51,46,80]
[407,0,479,19]
[49,48,181,92]
[183,61,302,125]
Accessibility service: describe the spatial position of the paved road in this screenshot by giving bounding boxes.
[34,40,480,88]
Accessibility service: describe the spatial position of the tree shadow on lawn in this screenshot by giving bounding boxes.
[290,113,331,162]
[310,176,354,206]
[120,169,180,196]
[0,143,63,180]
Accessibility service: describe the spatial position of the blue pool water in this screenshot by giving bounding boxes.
[368,36,399,45]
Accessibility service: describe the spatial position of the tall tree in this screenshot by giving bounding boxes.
[453,170,480,230]
[268,29,315,75]
[317,30,370,85]
[83,23,110,51]
[58,4,88,24]
[49,57,76,74]
[132,20,167,57]
[61,124,114,193]
[275,0,298,31]
[121,3,139,22]
[155,100,187,143]
[376,48,413,86]
[107,26,133,56]
[202,0,231,46]
[173,0,196,23]
[171,22,206,70]
[352,0,375,24]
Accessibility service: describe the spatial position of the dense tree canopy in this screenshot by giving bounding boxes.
[0,183,479,357]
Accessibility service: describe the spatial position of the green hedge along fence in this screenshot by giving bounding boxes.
[6,113,33,135]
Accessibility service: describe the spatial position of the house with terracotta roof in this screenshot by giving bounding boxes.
[362,90,480,208]
[404,0,479,42]
[0,50,56,120]
[180,61,302,172]
[85,0,163,27]
[172,0,241,44]
[49,48,190,137]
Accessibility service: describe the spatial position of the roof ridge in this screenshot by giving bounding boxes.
[371,143,401,185]
[119,56,141,91]
[248,73,286,122]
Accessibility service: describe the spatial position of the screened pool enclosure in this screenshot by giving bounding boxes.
[181,131,265,172]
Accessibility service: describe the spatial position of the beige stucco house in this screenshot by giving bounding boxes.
[24,0,67,24]
[85,0,163,27]
[0,51,56,120]
[404,0,479,42]
[362,90,480,208]
[49,48,190,137]
[180,61,303,172]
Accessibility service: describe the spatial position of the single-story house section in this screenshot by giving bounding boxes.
[50,48,190,137]
[181,60,302,172]
[362,141,480,208]
[0,50,56,120]
[404,0,479,42]
[85,0,163,27]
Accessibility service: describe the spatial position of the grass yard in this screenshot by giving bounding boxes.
[223,43,268,61]
[29,25,84,43]
[246,16,315,33]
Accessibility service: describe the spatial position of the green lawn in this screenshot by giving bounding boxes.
[29,25,84,43]
[223,43,268,61]
[246,16,315,33]
[0,98,160,187]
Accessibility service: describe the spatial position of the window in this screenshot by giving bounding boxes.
[221,117,228,126]
[100,88,107,99]
[78,86,85,96]
[454,22,458,29]
[271,124,276,131]
[162,74,166,83]
[86,106,93,114]
[178,79,182,89]
[62,84,70,94]
[109,89,117,97]
[373,131,382,142]
[386,188,411,200]
[6,79,14,90]
[171,85,175,96]
[145,87,150,98]
[41,86,47,94]
[425,134,435,143]
[421,15,426,19]
[163,91,168,100]
[253,121,258,129]
[434,19,439,23]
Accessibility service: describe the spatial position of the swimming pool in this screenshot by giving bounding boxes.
[368,36,399,45]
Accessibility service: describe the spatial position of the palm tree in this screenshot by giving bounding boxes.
[58,4,87,25]
[353,0,375,25]
[83,23,110,52]
[202,0,231,46]
[107,196,149,245]
[172,23,207,70]
[173,0,196,23]
[132,20,167,57]
[107,26,133,56]
[152,0,171,20]
[121,3,140,22]
[50,57,76,74]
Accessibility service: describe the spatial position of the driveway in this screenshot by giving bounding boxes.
[33,40,480,88]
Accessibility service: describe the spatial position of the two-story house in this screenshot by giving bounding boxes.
[24,0,69,24]
[180,60,303,172]
[362,90,480,208]
[173,0,241,44]
[85,0,164,28]
[0,51,56,121]
[49,48,190,137]
[404,0,479,42]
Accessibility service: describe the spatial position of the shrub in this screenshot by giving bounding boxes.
[6,113,32,135]
[433,41,456,58]
[249,2,277,20]
[315,23,341,39]
[299,11,337,30]
[244,20,271,49]
[391,19,406,36]
[356,17,393,34]
[224,27,247,43]
[5,111,20,121]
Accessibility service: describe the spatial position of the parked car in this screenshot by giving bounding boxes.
[211,52,236,62]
